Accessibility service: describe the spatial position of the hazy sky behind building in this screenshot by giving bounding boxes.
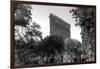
[31,4,82,42]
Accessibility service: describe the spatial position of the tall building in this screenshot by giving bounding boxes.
[49,14,70,39]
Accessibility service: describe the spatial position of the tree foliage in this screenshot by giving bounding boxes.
[15,23,42,65]
[64,38,82,62]
[36,35,65,64]
[38,35,65,56]
[70,7,94,25]
[15,22,42,49]
[70,7,95,61]
[65,38,82,56]
[14,4,32,27]
[14,4,42,49]
[14,4,43,65]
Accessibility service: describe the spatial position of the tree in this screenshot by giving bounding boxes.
[70,7,95,61]
[15,22,42,49]
[14,4,32,27]
[64,38,82,62]
[15,22,43,65]
[14,4,43,65]
[14,4,42,49]
[38,35,65,64]
[25,22,43,41]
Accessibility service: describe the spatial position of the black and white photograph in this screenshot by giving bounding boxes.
[11,1,96,68]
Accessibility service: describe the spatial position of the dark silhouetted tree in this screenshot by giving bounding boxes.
[15,4,32,27]
[38,35,65,64]
[65,38,82,62]
[70,7,95,61]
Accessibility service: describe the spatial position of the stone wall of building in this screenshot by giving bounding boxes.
[49,14,70,39]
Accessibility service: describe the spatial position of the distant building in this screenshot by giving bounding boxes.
[49,13,70,39]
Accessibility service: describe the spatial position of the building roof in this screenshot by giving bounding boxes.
[49,13,70,29]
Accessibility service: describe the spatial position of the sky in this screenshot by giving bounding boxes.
[31,4,82,42]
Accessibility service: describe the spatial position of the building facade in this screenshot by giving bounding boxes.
[49,14,70,39]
